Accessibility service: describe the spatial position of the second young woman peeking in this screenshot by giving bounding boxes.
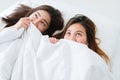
[50,14,110,64]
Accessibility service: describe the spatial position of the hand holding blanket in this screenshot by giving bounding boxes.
[0,23,113,80]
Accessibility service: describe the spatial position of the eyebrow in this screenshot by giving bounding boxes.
[37,11,49,26]
[76,31,84,33]
[67,30,84,33]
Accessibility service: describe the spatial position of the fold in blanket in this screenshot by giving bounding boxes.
[0,23,113,80]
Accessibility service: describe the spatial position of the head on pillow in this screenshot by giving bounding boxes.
[1,4,64,37]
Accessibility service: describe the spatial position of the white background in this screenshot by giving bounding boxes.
[0,0,120,80]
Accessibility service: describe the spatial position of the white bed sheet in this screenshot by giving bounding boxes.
[0,23,113,80]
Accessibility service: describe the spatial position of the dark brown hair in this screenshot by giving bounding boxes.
[2,4,64,37]
[53,14,110,64]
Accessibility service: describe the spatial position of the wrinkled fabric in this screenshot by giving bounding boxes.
[0,23,113,80]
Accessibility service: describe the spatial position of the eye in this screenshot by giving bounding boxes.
[35,12,40,18]
[65,31,71,36]
[76,33,81,36]
[40,20,47,27]
[35,14,37,18]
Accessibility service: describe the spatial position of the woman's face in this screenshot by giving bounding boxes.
[29,10,51,33]
[64,23,88,45]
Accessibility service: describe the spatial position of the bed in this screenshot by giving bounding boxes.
[0,0,120,80]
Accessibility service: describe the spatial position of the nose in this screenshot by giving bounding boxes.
[32,17,41,24]
[69,35,76,41]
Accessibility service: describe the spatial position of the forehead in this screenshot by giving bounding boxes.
[67,23,85,31]
[36,10,51,22]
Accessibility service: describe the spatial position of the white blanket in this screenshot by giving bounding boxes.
[0,23,113,80]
